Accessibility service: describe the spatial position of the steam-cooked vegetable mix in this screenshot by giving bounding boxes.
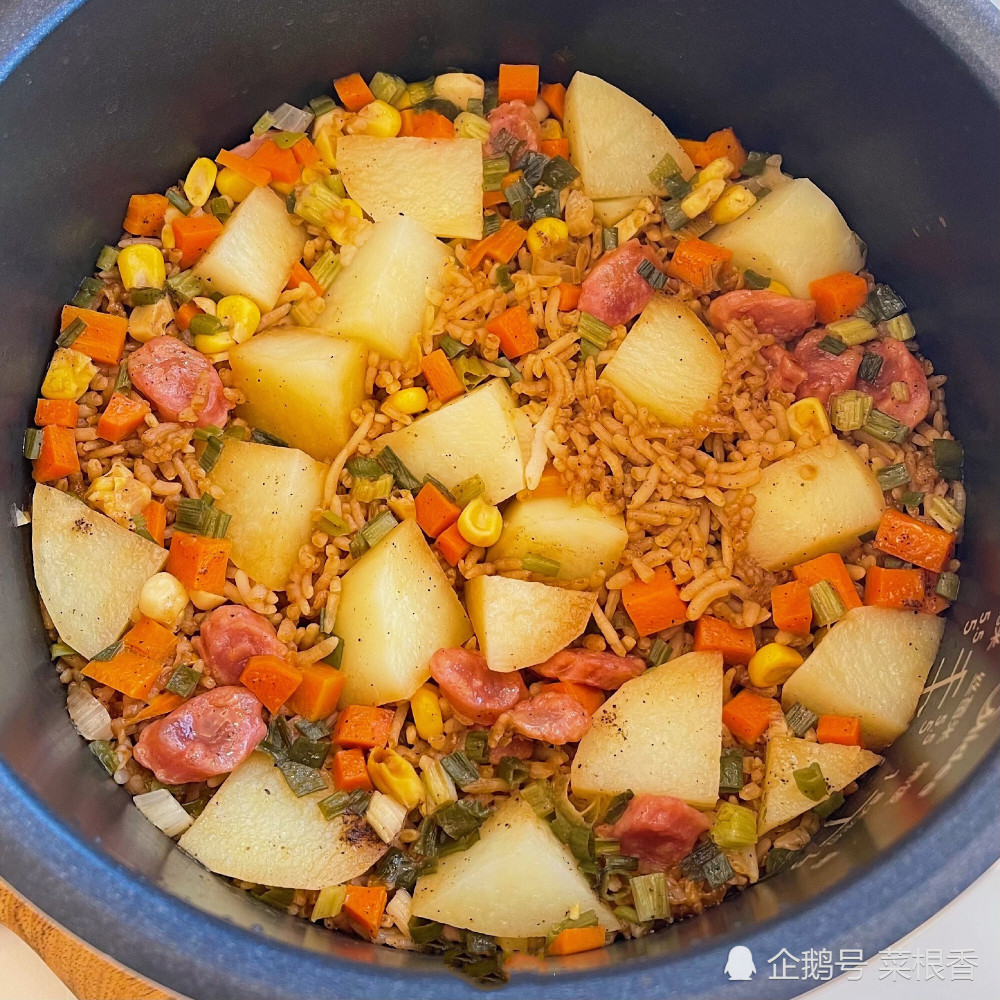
[28,64,962,981]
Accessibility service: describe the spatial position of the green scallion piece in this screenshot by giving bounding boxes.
[295,718,331,740]
[438,334,467,358]
[932,438,963,480]
[56,317,87,348]
[496,755,530,789]
[793,762,828,801]
[870,284,906,321]
[828,390,872,432]
[883,313,915,341]
[540,155,579,190]
[350,472,394,502]
[96,245,120,270]
[129,286,165,306]
[784,702,818,738]
[877,463,910,491]
[598,853,638,876]
[826,316,877,346]
[272,130,307,149]
[422,475,456,502]
[662,199,689,231]
[494,264,514,293]
[742,151,770,176]
[528,189,560,222]
[253,110,277,135]
[321,637,344,670]
[257,885,296,910]
[318,787,370,820]
[711,802,757,849]
[863,408,909,444]
[311,884,346,922]
[309,95,337,116]
[935,571,960,601]
[490,126,524,161]
[482,154,510,192]
[883,555,910,570]
[348,533,369,560]
[629,872,670,921]
[466,98,484,118]
[436,828,480,858]
[765,847,799,876]
[91,639,123,662]
[112,363,131,393]
[412,96,461,121]
[166,269,204,303]
[637,258,666,290]
[648,152,681,187]
[719,748,744,795]
[812,790,845,820]
[50,642,79,660]
[372,846,421,890]
[482,212,501,237]
[89,740,119,775]
[809,579,847,627]
[440,749,478,787]
[409,916,445,944]
[494,355,522,385]
[647,638,672,667]
[517,151,549,187]
[564,823,595,863]
[209,196,232,223]
[318,510,350,537]
[925,495,963,533]
[578,311,612,350]
[22,428,43,460]
[743,269,771,290]
[434,800,491,840]
[602,789,634,825]
[900,490,924,509]
[452,355,490,389]
[198,434,224,473]
[376,445,421,492]
[412,816,439,859]
[289,737,330,769]
[360,509,398,548]
[166,189,192,215]
[276,757,327,797]
[663,173,692,200]
[71,276,104,309]
[680,841,734,887]
[521,781,555,818]
[857,351,883,383]
[521,553,561,577]
[164,664,201,698]
[189,313,225,338]
[464,729,489,763]
[309,250,341,291]
[503,176,533,221]
[173,494,231,538]
[259,715,294,759]
[601,226,619,252]
[817,335,847,356]
[451,474,485,508]
[455,112,490,143]
[613,904,642,926]
[890,381,910,402]
[131,513,156,543]
[345,455,384,479]
[250,428,288,446]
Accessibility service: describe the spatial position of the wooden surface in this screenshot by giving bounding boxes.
[0,881,174,1000]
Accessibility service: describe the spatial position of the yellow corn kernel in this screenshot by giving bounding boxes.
[328,197,364,245]
[367,748,424,811]
[216,295,261,344]
[160,223,175,250]
[526,217,569,256]
[216,166,255,203]
[693,157,735,187]
[128,297,174,344]
[388,387,428,415]
[289,287,325,327]
[787,396,832,445]
[314,125,339,168]
[457,496,504,547]
[680,178,726,219]
[194,330,237,354]
[748,642,804,687]
[41,348,97,400]
[117,244,166,290]
[410,684,444,740]
[708,184,757,225]
[539,118,563,141]
[86,463,152,527]
[189,589,228,611]
[768,280,792,296]
[356,99,402,138]
[183,157,218,208]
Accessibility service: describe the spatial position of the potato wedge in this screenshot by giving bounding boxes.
[572,651,723,808]
[592,196,644,227]
[31,484,167,659]
[178,753,386,888]
[465,576,596,672]
[411,797,618,937]
[781,606,944,749]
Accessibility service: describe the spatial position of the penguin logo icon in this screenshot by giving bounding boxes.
[724,945,756,981]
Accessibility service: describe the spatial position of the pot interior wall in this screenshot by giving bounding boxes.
[0,1,996,998]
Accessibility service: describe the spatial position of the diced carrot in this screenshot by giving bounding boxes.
[466,219,528,270]
[435,520,472,566]
[547,924,606,956]
[621,566,688,638]
[545,681,605,715]
[682,129,747,174]
[34,398,78,428]
[540,137,570,159]
[96,392,149,443]
[531,464,566,499]
[540,82,567,122]
[165,532,232,595]
[332,748,373,792]
[421,349,465,403]
[486,305,539,358]
[498,64,539,105]
[172,215,224,269]
[770,580,813,636]
[398,109,417,137]
[334,72,375,112]
[792,552,863,611]
[410,110,454,139]
[678,139,709,165]
[61,306,129,366]
[123,615,178,665]
[175,300,201,332]
[248,138,301,185]
[808,272,869,325]
[290,136,321,168]
[32,425,80,482]
[816,714,862,747]
[483,189,507,208]
[286,260,325,298]
[723,689,778,745]
[286,662,345,721]
[415,482,462,538]
[123,194,170,237]
[500,170,523,190]
[142,500,166,547]
[693,616,756,665]
[334,705,395,749]
[83,647,161,700]
[666,239,733,293]
[863,565,925,610]
[215,148,272,187]
[874,508,955,573]
[239,654,303,714]
[342,884,387,939]
[129,692,184,724]
[556,283,582,311]
[919,570,951,615]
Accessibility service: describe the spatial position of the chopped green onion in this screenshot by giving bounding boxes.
[494,355,522,385]
[360,509,398,548]
[455,111,490,143]
[166,189,192,215]
[71,276,104,309]
[637,258,667,291]
[91,639,124,662]
[372,846,421,890]
[503,176,533,221]
[464,730,488,763]
[869,284,906,321]
[496,756,530,789]
[662,199,689,231]
[743,269,771,290]
[311,884,346,921]
[613,904,642,925]
[784,702,818,738]
[50,642,78,660]
[924,495,963,533]
[883,555,910,570]
[368,71,407,105]
[209,196,231,223]
[164,664,201,698]
[482,211,501,237]
[817,335,847,356]
[129,287,165,306]
[346,455,384,479]
[877,463,910,491]
[812,790,845,819]
[829,390,874,433]
[173,494,230,538]
[376,445,421,492]
[719,748,744,795]
[284,189,297,214]
[438,334,467,358]
[541,155,579,190]
[521,553,560,576]
[309,94,337,116]
[579,311,612,351]
[249,428,288,448]
[295,718,331,740]
[648,152,681,187]
[680,841,734,887]
[309,250,341,291]
[601,226,619,252]
[809,579,847,627]
[932,438,963,480]
[434,800,491,840]
[663,173,692,200]
[409,915,444,944]
[710,802,757,849]
[253,110,277,135]
[272,130,307,150]
[412,816,439,859]
[826,316,877,346]
[598,853,638,876]
[900,490,924,508]
[482,155,510,192]
[630,872,671,921]
[189,313,224,338]
[517,151,549,187]
[742,151,770,176]
[863,408,909,444]
[422,474,456,502]
[646,638,672,667]
[112,363,131,393]
[528,189,560,222]
[602,789,634,825]
[765,847,799,876]
[259,715,293,759]
[256,886,295,909]
[421,758,457,809]
[288,737,330,769]
[277,757,327,796]
[318,787,371,820]
[321,636,344,670]
[521,781,555,818]
[89,740,119,775]
[96,245,120,270]
[440,749,479,788]
[166,269,204,303]
[350,472,394,501]
[295,179,345,229]
[490,126,524,161]
[324,173,347,198]
[182,796,209,819]
[348,533,369,560]
[56,317,87,348]
[22,428,43,460]
[935,571,960,601]
[452,355,490,389]
[494,264,514,293]
[857,351,883,383]
[318,510,349,537]
[566,824,596,863]
[884,313,915,341]
[793,762,828,801]
[890,381,910,402]
[412,96,461,121]
[198,434,224,473]
[436,828,480,857]
[451,474,485,508]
